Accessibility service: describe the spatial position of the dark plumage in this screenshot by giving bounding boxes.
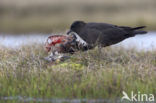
[67,21,147,47]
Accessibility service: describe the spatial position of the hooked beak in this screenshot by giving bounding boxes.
[67,30,73,35]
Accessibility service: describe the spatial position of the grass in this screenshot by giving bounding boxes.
[0,44,156,103]
[0,0,156,33]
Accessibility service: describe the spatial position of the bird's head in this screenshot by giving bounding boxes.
[67,21,86,35]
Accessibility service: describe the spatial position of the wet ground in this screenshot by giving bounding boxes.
[0,32,156,51]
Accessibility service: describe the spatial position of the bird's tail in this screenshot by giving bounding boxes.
[132,26,147,34]
[131,26,146,30]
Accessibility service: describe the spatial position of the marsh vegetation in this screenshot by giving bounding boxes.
[0,44,155,102]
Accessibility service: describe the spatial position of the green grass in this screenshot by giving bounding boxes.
[0,44,156,101]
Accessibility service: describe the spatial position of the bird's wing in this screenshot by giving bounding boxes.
[84,26,128,46]
[98,27,128,46]
[86,23,127,38]
[80,27,104,46]
[101,27,127,38]
[87,22,117,30]
[79,24,130,47]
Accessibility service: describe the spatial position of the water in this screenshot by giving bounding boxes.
[0,33,50,48]
[0,32,156,51]
[114,31,156,51]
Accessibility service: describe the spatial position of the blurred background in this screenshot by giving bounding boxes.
[0,0,156,34]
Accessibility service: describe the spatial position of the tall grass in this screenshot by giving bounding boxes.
[0,44,155,101]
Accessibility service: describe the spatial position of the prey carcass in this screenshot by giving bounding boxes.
[44,32,91,63]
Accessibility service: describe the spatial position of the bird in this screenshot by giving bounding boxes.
[44,34,91,62]
[67,21,147,48]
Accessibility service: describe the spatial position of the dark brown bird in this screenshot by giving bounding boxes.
[67,21,147,48]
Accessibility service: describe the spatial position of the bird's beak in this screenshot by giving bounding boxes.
[67,30,73,35]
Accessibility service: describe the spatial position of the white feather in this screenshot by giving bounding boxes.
[69,32,88,46]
